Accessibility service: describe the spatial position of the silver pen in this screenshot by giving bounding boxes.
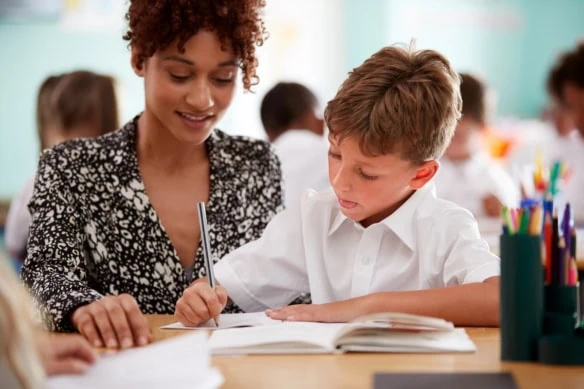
[197,201,219,327]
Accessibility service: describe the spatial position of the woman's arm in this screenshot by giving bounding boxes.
[21,149,103,332]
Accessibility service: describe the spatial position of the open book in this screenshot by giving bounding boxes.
[202,312,476,355]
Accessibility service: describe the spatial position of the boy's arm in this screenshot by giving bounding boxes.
[267,276,499,326]
[268,209,501,326]
[213,202,310,312]
[178,193,316,323]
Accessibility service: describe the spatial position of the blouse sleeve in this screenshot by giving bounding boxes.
[21,149,102,332]
[246,142,285,235]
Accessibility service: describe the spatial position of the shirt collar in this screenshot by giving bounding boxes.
[328,182,436,250]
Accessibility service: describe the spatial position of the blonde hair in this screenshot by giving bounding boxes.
[0,257,45,389]
[325,44,462,163]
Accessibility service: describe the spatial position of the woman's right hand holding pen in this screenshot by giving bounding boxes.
[175,277,228,326]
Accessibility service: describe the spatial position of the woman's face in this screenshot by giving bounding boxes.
[133,29,238,145]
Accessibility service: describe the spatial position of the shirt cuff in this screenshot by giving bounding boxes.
[214,260,270,313]
[462,261,501,284]
[57,290,103,332]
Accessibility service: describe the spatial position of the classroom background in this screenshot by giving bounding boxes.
[1,0,583,258]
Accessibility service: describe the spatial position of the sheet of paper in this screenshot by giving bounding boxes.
[161,312,284,330]
[45,332,222,389]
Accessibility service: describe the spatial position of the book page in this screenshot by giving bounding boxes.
[208,322,347,355]
[161,312,283,330]
[336,328,476,353]
[350,312,454,332]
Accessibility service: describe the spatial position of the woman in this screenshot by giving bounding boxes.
[22,0,281,350]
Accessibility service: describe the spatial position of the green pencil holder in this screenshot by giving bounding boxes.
[500,234,544,362]
[538,284,584,365]
[544,284,580,336]
[538,334,584,365]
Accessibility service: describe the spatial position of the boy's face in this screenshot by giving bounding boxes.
[328,135,437,227]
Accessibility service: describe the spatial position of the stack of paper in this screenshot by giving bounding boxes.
[45,332,222,389]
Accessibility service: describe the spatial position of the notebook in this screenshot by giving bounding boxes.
[373,373,517,389]
[206,312,476,355]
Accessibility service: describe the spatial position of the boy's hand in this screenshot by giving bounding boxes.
[71,294,152,350]
[482,194,503,217]
[266,302,358,323]
[174,279,228,327]
[37,333,98,375]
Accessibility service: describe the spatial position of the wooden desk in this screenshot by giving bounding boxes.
[147,315,584,389]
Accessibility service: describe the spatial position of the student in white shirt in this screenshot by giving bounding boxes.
[175,45,500,327]
[435,73,519,224]
[260,82,330,207]
[506,103,576,185]
[547,43,584,224]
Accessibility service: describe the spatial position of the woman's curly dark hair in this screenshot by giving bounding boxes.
[123,0,267,91]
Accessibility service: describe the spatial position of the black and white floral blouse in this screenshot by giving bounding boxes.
[22,116,284,332]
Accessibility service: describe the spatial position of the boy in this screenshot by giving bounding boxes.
[175,45,500,327]
[434,73,519,222]
[261,82,330,207]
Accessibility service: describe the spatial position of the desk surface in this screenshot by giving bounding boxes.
[147,315,584,389]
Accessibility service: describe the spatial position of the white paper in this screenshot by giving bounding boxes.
[45,331,222,389]
[161,312,284,330]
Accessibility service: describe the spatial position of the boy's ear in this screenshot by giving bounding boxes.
[130,46,145,77]
[409,160,439,189]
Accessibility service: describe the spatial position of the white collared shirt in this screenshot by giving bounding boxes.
[272,130,330,208]
[214,183,500,312]
[434,153,520,219]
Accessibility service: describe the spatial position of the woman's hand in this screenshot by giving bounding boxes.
[36,333,97,375]
[71,294,152,349]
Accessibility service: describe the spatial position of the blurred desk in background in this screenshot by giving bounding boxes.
[483,228,584,264]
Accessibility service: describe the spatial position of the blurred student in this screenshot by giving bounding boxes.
[261,82,329,207]
[434,73,519,223]
[547,42,584,224]
[506,99,577,185]
[5,71,119,262]
[0,254,96,389]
